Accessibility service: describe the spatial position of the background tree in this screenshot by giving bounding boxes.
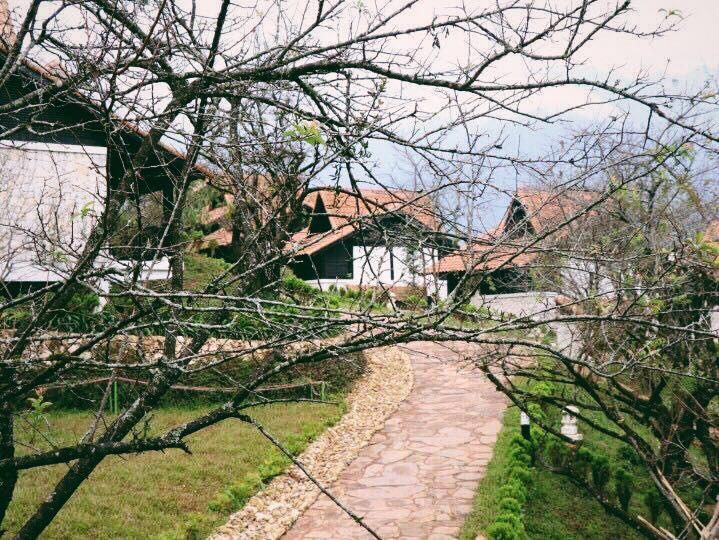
[471,135,719,538]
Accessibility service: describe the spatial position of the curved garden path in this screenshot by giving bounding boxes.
[284,342,507,540]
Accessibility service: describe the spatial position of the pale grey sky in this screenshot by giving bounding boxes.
[9,0,718,225]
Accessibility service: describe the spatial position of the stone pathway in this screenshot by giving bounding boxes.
[284,342,507,539]
[212,346,413,540]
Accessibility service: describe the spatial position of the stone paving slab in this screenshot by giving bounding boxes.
[284,341,507,539]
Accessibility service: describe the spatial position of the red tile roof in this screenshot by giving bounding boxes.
[197,187,439,254]
[504,187,602,235]
[430,187,601,275]
[288,188,439,256]
[427,241,538,274]
[308,188,438,230]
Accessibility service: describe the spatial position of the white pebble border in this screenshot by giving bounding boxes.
[209,345,413,540]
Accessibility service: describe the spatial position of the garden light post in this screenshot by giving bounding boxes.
[520,411,531,440]
[560,406,582,442]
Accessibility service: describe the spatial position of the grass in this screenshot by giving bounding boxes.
[6,400,344,539]
[460,407,644,540]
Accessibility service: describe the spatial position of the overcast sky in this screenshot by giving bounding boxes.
[10,0,719,224]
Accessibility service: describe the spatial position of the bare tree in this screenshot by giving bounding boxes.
[0,0,717,538]
[456,135,719,538]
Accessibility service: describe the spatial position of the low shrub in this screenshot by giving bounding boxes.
[643,487,664,523]
[452,302,492,322]
[615,467,634,512]
[495,512,524,529]
[488,433,534,540]
[1,291,114,334]
[498,497,523,514]
[400,293,427,310]
[486,521,524,540]
[507,446,532,466]
[281,269,318,297]
[573,447,595,482]
[616,444,642,466]
[591,454,612,493]
[506,465,533,487]
[545,438,571,469]
[497,481,527,505]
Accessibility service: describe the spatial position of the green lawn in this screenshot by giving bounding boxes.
[460,408,644,540]
[6,401,344,539]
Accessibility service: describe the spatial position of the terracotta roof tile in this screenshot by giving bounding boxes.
[427,241,538,274]
[310,188,438,231]
[198,187,439,254]
[288,224,356,256]
[195,227,233,251]
[507,187,602,234]
[431,187,599,275]
[289,188,439,256]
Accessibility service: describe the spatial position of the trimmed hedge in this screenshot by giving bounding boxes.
[487,434,534,539]
[542,440,639,518]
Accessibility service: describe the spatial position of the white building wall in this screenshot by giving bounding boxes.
[470,291,559,321]
[561,257,615,297]
[307,243,447,299]
[353,244,389,285]
[0,140,167,289]
[0,140,107,282]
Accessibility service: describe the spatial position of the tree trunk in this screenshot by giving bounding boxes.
[0,403,17,529]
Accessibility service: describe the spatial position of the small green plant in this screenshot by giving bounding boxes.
[497,480,527,505]
[25,395,53,444]
[487,521,523,540]
[573,447,594,482]
[403,293,427,309]
[615,467,634,512]
[498,497,523,514]
[488,433,533,539]
[281,269,317,296]
[27,395,53,416]
[591,454,612,493]
[507,446,532,466]
[643,488,664,523]
[284,120,325,145]
[506,465,533,487]
[545,438,571,469]
[526,402,546,423]
[616,444,642,466]
[494,511,524,530]
[257,452,290,481]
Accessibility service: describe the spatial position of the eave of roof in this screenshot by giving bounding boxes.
[427,241,538,274]
[289,188,439,255]
[0,48,214,183]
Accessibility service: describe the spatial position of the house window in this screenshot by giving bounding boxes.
[321,243,353,279]
[389,249,395,280]
[308,195,332,233]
